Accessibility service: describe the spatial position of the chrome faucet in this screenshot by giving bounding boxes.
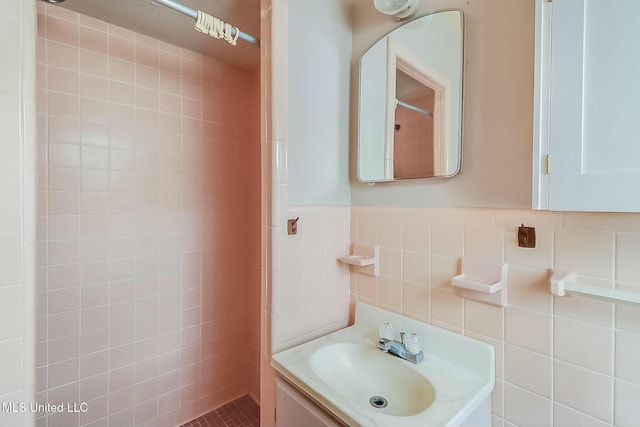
[377,332,424,364]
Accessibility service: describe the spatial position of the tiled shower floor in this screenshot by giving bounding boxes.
[180,395,260,427]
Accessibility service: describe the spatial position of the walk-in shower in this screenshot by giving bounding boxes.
[34,0,262,425]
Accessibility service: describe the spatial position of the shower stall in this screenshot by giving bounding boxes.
[34,0,262,425]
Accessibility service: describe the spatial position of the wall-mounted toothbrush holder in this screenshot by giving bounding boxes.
[339,243,379,277]
[451,258,508,307]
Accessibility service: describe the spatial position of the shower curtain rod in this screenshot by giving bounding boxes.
[153,0,260,46]
[396,99,433,117]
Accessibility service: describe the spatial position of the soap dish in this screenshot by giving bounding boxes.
[451,258,508,307]
[338,255,375,267]
[338,243,379,277]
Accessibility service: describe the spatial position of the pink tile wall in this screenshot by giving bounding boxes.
[36,4,260,427]
[351,206,640,427]
[271,207,351,352]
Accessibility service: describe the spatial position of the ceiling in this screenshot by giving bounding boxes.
[58,0,261,70]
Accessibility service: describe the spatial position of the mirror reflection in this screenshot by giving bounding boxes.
[357,10,464,182]
[394,68,437,178]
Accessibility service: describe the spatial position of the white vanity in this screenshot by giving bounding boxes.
[272,303,494,427]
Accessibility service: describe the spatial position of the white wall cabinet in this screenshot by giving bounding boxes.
[533,0,640,212]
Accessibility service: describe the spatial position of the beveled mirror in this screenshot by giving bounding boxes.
[357,10,464,182]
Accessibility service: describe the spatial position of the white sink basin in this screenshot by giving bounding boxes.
[309,343,435,416]
[272,302,495,427]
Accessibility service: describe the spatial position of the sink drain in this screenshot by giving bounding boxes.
[369,396,388,409]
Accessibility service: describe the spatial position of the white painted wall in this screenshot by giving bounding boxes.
[287,0,352,206]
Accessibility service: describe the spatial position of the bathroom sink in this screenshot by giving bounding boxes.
[309,343,435,416]
[272,302,495,427]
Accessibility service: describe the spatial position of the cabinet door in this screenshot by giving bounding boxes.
[275,378,344,427]
[543,0,640,211]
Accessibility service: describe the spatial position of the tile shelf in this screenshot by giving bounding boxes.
[451,275,503,294]
[338,255,375,267]
[451,258,508,307]
[338,243,379,277]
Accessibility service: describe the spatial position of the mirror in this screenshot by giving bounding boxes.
[357,10,464,182]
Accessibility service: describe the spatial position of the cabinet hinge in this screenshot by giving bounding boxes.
[544,154,551,175]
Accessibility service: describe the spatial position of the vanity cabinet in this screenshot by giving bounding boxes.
[533,0,640,212]
[275,378,345,427]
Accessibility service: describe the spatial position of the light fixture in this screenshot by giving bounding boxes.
[43,0,66,3]
[373,0,421,20]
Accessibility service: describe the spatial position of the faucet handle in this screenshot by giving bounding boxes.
[399,331,405,343]
[404,332,421,355]
[379,322,394,340]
